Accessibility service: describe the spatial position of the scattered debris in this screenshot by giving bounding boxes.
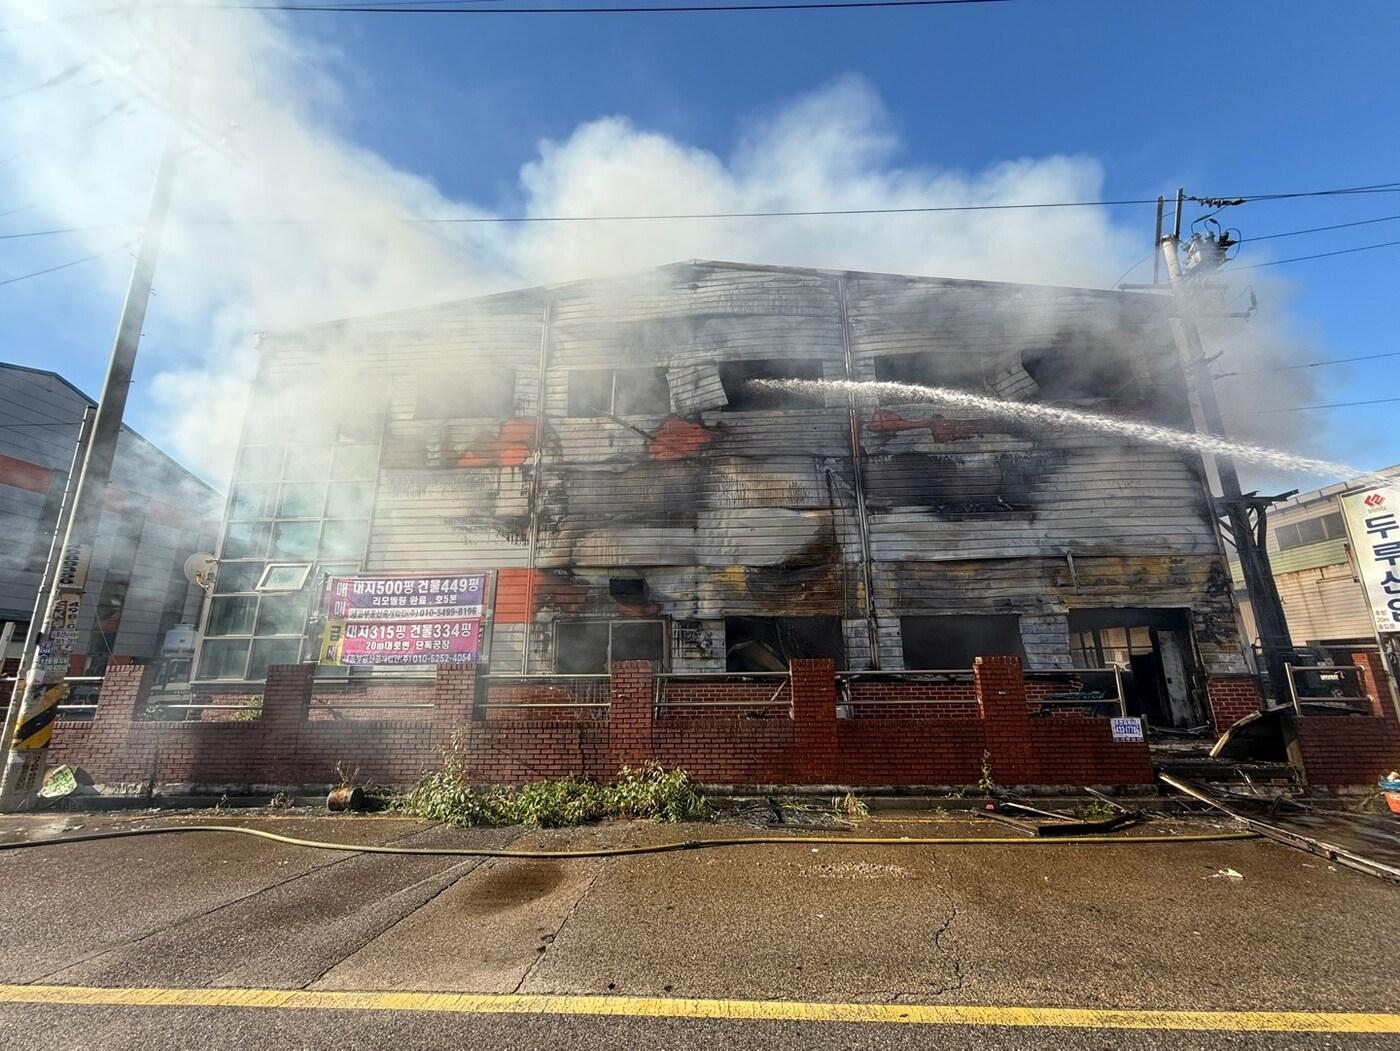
[1205,868,1245,881]
[974,795,1142,837]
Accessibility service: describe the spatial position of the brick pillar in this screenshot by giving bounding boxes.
[975,656,1038,784]
[790,659,838,784]
[64,663,155,783]
[261,664,312,783]
[608,660,655,774]
[1351,651,1399,722]
[94,663,157,729]
[1206,674,1264,731]
[433,665,478,735]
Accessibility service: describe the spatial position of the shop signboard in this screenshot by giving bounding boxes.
[1340,486,1400,635]
[319,573,489,666]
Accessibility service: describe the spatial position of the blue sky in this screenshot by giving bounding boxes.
[2,0,1398,485]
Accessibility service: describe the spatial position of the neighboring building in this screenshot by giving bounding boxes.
[0,362,222,675]
[194,260,1249,729]
[1233,464,1400,656]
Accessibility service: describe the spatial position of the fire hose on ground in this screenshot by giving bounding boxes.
[0,823,1259,858]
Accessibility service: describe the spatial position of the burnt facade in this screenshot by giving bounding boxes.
[196,261,1246,727]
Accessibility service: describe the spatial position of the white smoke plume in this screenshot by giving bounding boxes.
[0,1,1325,487]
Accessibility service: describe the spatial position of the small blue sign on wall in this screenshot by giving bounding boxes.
[1110,717,1145,742]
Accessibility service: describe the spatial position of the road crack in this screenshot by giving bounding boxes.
[512,858,607,995]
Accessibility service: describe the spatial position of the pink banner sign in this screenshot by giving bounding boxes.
[328,574,486,621]
[331,618,481,666]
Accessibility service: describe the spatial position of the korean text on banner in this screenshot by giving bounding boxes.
[1340,486,1400,634]
[320,574,489,667]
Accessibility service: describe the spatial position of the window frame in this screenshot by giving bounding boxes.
[256,563,314,593]
[566,367,671,418]
[552,617,670,674]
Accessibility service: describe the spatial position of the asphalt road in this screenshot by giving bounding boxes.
[1,807,1396,1049]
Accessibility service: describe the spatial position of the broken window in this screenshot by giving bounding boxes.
[873,351,985,399]
[899,615,1025,669]
[555,618,668,673]
[1275,512,1346,551]
[414,369,515,419]
[724,616,845,672]
[717,359,824,411]
[567,368,671,417]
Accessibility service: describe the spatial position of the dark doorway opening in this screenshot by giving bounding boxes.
[1067,608,1204,729]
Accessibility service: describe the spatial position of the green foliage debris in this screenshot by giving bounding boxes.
[394,759,707,828]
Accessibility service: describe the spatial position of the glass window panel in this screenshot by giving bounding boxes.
[248,638,302,680]
[335,414,382,444]
[567,370,614,417]
[1129,626,1152,650]
[613,368,671,415]
[320,519,369,559]
[255,592,309,636]
[271,521,319,559]
[282,445,333,480]
[1296,516,1328,545]
[611,621,665,662]
[198,639,249,680]
[228,483,277,520]
[277,481,327,519]
[1100,627,1128,649]
[332,444,378,480]
[205,596,258,636]
[235,446,283,481]
[214,562,262,594]
[222,522,271,559]
[556,621,610,674]
[258,564,312,592]
[1322,512,1347,540]
[326,481,373,518]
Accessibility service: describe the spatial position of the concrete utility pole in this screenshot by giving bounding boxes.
[1159,188,1295,703]
[0,407,96,762]
[0,126,182,810]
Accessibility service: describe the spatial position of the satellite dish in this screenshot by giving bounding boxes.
[183,553,217,591]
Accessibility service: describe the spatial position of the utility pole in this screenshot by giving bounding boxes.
[0,125,182,810]
[0,407,96,761]
[1159,188,1295,703]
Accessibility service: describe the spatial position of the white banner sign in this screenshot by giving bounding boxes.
[1340,485,1400,634]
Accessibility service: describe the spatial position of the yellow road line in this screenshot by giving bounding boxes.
[0,984,1395,1033]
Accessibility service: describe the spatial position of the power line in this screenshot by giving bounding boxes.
[1244,213,1400,243]
[0,224,135,241]
[1232,237,1400,272]
[1216,349,1400,379]
[1223,396,1400,416]
[211,0,1017,14]
[0,245,129,288]
[7,179,1400,242]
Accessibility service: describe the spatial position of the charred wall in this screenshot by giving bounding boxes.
[236,260,1244,678]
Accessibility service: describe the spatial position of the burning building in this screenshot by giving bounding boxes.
[193,260,1247,730]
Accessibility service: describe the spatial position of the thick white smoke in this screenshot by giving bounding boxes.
[0,1,1322,486]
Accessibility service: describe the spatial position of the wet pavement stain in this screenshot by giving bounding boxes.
[462,862,568,914]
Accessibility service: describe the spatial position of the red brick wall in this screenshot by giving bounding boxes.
[843,678,978,719]
[1292,651,1400,787]
[47,658,1159,791]
[1207,674,1262,731]
[1295,717,1400,787]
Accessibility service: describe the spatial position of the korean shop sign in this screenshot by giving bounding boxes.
[1340,486,1400,634]
[319,573,489,666]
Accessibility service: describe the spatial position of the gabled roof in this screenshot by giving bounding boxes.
[0,361,219,496]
